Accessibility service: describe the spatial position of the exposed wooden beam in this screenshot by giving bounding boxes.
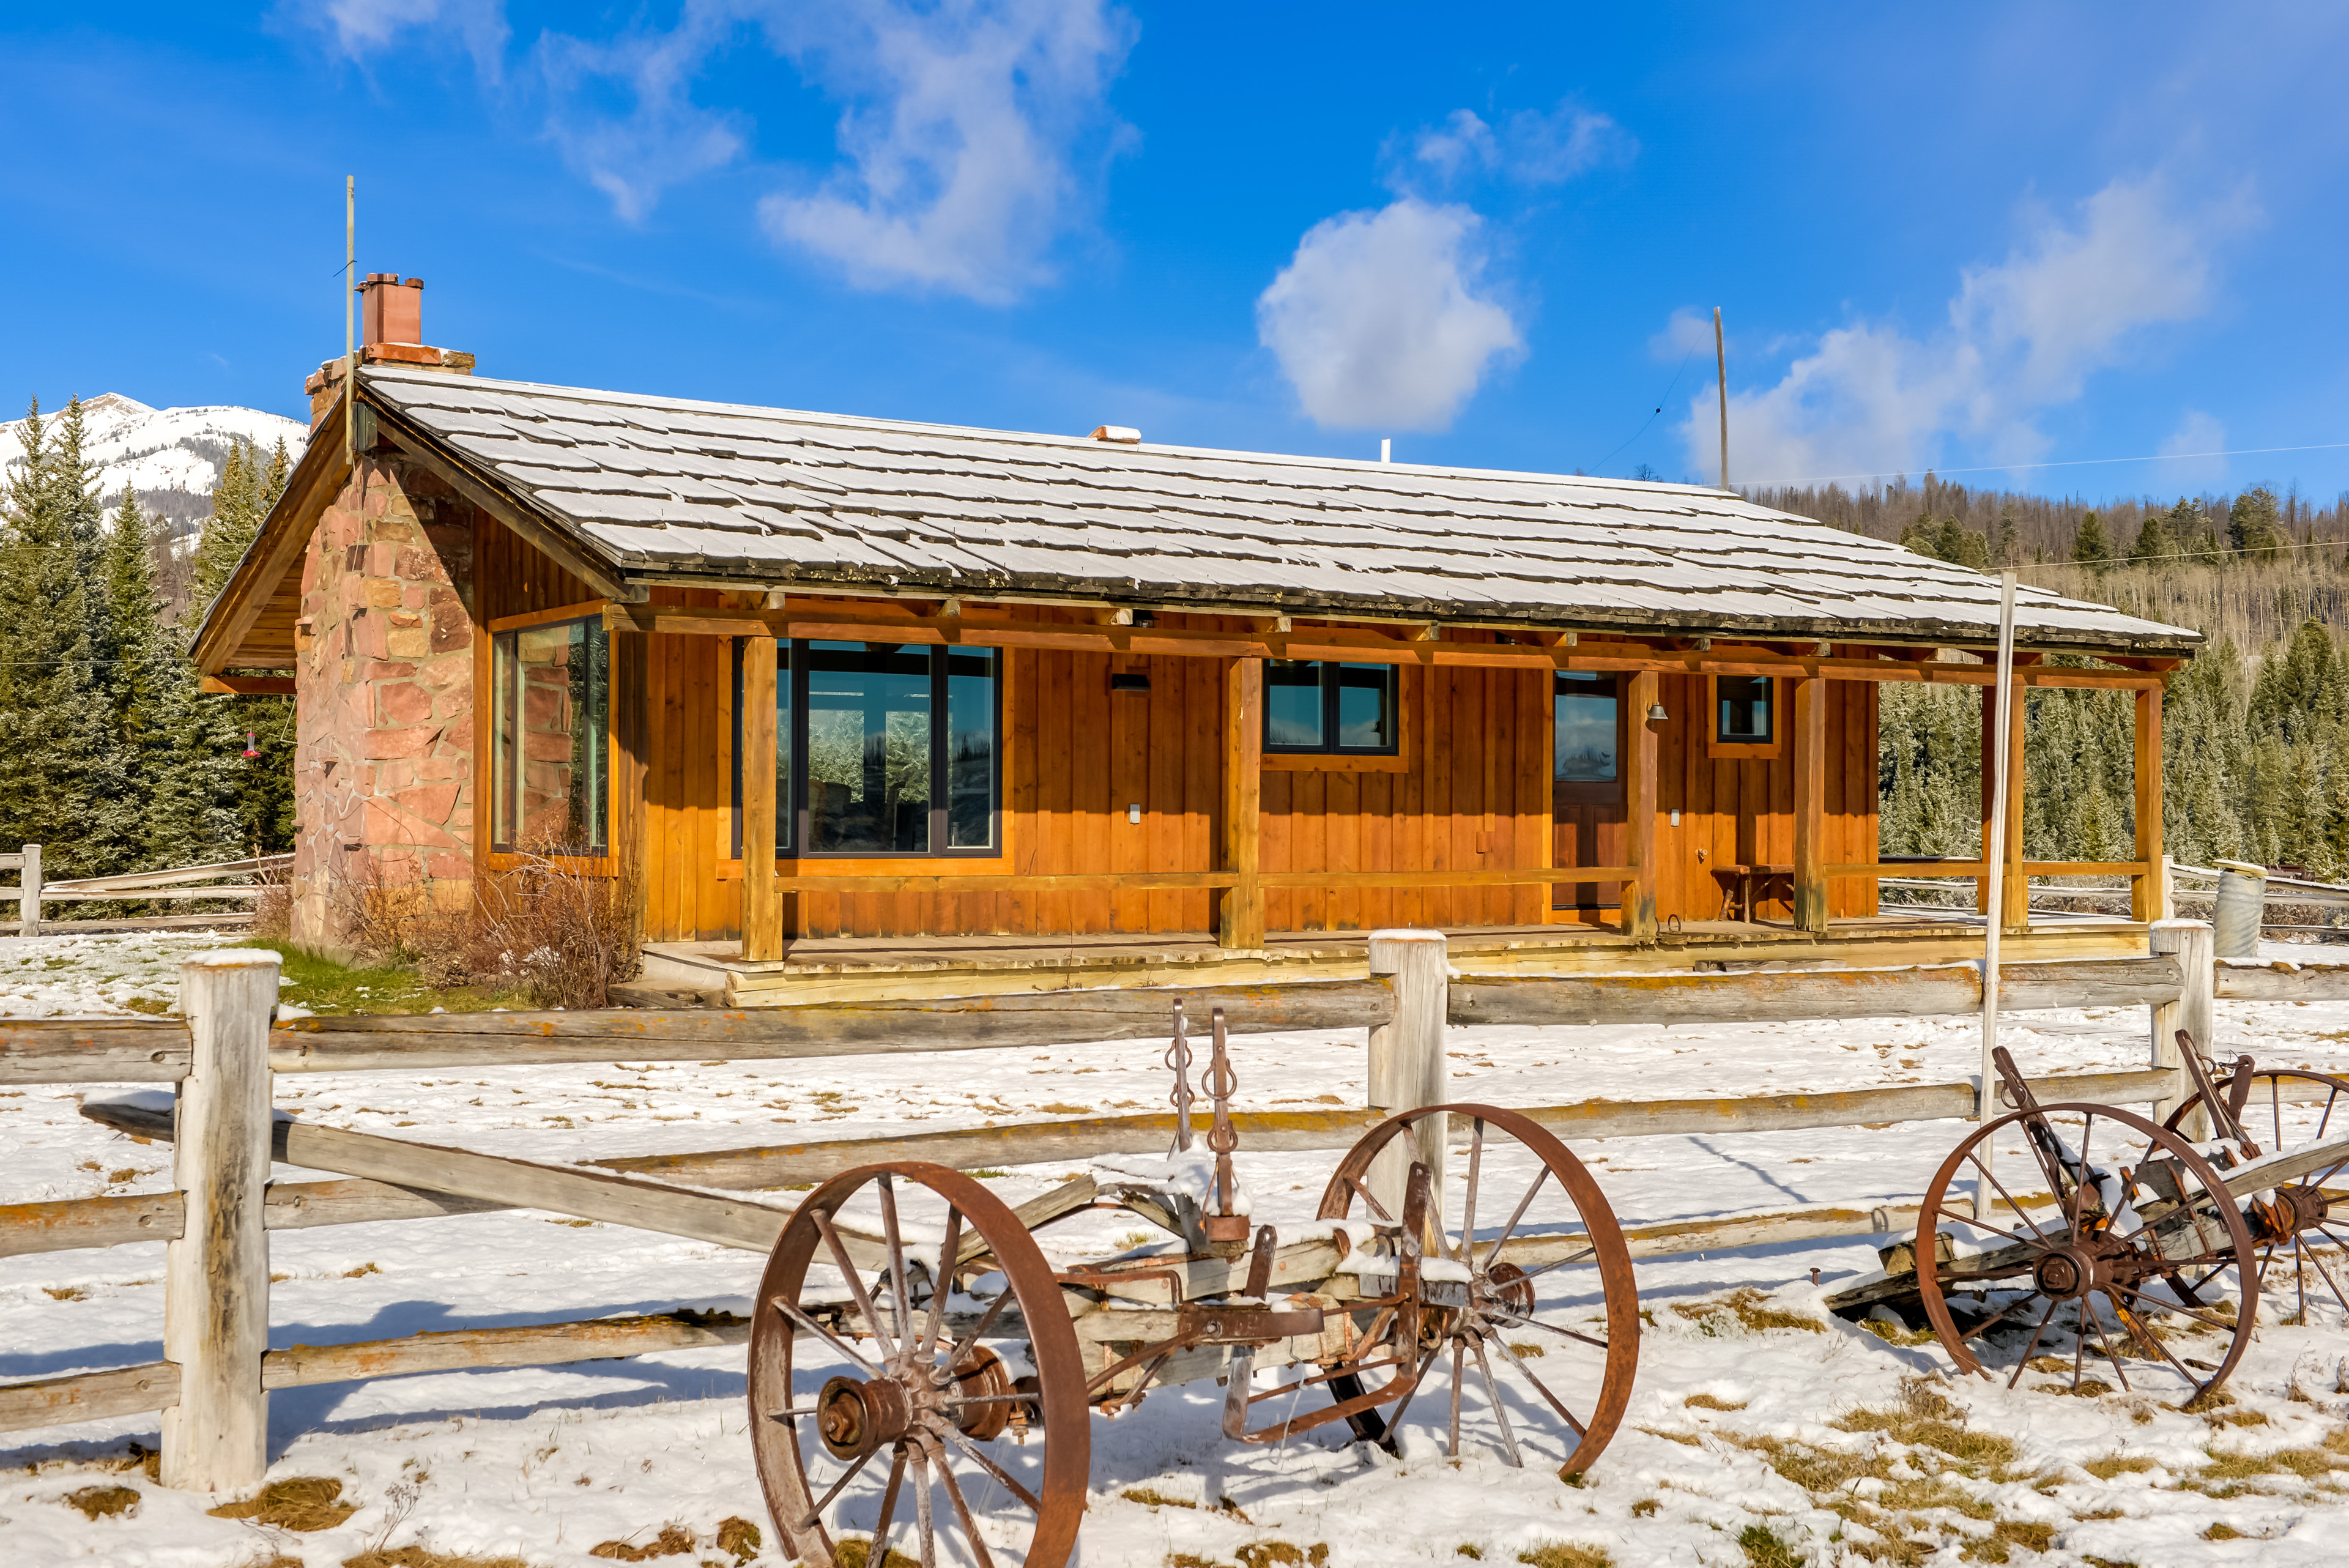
[188,398,354,674]
[199,675,295,696]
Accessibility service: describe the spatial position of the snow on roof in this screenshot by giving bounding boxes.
[362,365,2200,655]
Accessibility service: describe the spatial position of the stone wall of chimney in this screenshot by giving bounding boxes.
[289,454,479,950]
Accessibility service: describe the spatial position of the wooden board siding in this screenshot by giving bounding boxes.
[604,604,1882,943]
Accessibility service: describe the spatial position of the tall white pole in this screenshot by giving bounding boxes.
[1713,307,1729,491]
[1978,569,2019,1221]
[344,176,356,464]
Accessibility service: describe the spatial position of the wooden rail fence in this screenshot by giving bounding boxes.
[17,920,2349,1492]
[2,845,288,937]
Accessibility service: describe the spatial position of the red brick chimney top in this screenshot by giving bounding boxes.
[361,273,424,347]
[305,272,473,428]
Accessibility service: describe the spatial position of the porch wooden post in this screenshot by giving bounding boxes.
[1791,674,1828,934]
[740,637,782,962]
[2132,686,2164,923]
[2000,683,2028,933]
[1978,684,2028,932]
[1219,656,1265,948]
[1624,670,1658,939]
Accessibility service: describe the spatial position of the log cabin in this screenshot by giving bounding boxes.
[193,280,2201,1003]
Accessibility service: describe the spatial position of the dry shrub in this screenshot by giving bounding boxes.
[327,839,639,1009]
[64,1484,139,1520]
[209,1476,358,1531]
[251,863,294,940]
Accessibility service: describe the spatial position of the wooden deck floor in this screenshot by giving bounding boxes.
[633,909,2152,1006]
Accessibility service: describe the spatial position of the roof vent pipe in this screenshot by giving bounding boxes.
[1089,425,1140,444]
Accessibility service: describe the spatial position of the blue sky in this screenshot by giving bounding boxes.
[6,2,2347,503]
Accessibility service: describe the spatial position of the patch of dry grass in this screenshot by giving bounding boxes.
[1684,1393,1748,1411]
[1122,1486,1198,1509]
[63,1484,139,1520]
[1671,1289,1825,1336]
[587,1525,693,1561]
[1236,1545,1329,1567]
[1833,1383,2017,1470]
[1516,1544,1613,1568]
[713,1517,761,1563]
[832,1541,919,1568]
[2082,1455,2156,1479]
[1735,1525,1801,1568]
[209,1477,358,1532]
[1958,1519,2057,1562]
[343,1551,535,1568]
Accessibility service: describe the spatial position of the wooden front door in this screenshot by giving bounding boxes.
[1552,672,1626,911]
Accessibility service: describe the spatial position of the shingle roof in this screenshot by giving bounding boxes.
[362,366,2200,655]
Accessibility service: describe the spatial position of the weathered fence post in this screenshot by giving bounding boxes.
[1366,929,1449,1222]
[18,843,39,937]
[161,949,279,1493]
[2148,919,2213,1134]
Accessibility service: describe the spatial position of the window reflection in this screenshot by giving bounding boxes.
[807,642,933,853]
[1554,673,1617,781]
[1718,675,1774,745]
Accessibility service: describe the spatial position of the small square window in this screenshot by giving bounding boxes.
[1263,661,1398,755]
[1716,674,1773,745]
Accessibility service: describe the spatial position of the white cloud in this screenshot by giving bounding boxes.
[1406,103,1632,190]
[535,12,745,224]
[2156,409,2230,486]
[755,0,1137,303]
[1256,198,1523,431]
[1699,174,2245,486]
[299,0,510,80]
[1650,307,1716,360]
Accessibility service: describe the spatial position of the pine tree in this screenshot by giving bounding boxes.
[102,489,242,867]
[2071,511,2110,570]
[0,398,125,875]
[2230,486,2284,562]
[2129,508,2172,564]
[1992,514,2019,567]
[181,436,297,855]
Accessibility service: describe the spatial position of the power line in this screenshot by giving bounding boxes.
[1751,440,2349,489]
[1590,351,1694,474]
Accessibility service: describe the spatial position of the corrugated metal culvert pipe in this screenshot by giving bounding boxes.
[2213,859,2268,959]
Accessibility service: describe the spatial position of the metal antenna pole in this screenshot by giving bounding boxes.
[1977,568,2019,1222]
[1713,306,1729,491]
[344,176,356,464]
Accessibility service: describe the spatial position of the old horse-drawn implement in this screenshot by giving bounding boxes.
[1829,1036,2349,1405]
[746,1006,1643,1567]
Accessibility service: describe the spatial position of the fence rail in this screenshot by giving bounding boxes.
[3,844,287,937]
[15,924,2348,1488]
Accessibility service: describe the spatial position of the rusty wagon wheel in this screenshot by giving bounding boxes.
[1915,1102,2257,1405]
[1313,1103,1639,1476]
[748,1161,1089,1568]
[2165,1066,2349,1322]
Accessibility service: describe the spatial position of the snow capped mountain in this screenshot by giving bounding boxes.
[1,393,310,533]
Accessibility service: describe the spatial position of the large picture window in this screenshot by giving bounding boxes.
[734,640,1000,859]
[491,615,609,856]
[1263,660,1398,755]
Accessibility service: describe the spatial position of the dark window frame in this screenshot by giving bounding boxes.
[1552,671,1621,784]
[1709,672,1783,758]
[1261,660,1401,756]
[489,613,610,858]
[733,639,1003,860]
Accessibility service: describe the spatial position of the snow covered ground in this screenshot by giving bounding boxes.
[9,929,2349,1566]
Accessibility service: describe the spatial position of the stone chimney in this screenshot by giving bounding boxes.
[306,272,477,429]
